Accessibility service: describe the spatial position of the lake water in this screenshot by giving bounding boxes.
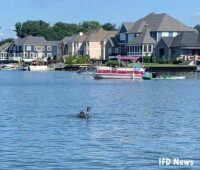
[0,71,200,170]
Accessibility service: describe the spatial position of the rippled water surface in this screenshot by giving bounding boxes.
[0,71,200,170]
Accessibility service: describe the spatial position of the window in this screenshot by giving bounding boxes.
[30,53,33,58]
[148,45,152,52]
[108,48,112,54]
[139,45,142,52]
[24,52,28,58]
[130,46,133,52]
[162,32,169,37]
[47,46,52,51]
[120,33,125,41]
[144,45,147,52]
[157,32,162,41]
[47,53,52,58]
[26,46,31,51]
[135,46,138,52]
[173,32,178,37]
[42,53,45,58]
[34,46,44,51]
[128,34,134,42]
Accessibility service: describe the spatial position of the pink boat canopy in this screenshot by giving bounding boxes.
[116,55,141,61]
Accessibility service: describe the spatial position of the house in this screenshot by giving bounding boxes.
[74,32,88,56]
[105,36,119,60]
[116,22,135,55]
[7,35,62,62]
[0,43,11,61]
[84,29,117,60]
[113,13,196,58]
[62,29,117,60]
[156,32,200,63]
[61,33,86,56]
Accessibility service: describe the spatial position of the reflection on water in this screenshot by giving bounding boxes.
[0,71,200,169]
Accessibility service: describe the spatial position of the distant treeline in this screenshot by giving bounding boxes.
[14,20,117,41]
[0,38,14,46]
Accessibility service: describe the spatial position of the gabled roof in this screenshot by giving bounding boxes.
[159,37,174,47]
[0,43,11,52]
[14,35,46,46]
[107,37,119,47]
[122,22,135,32]
[127,28,156,45]
[13,35,60,46]
[172,32,200,47]
[62,36,72,44]
[66,34,79,43]
[74,34,88,43]
[128,13,195,33]
[85,29,117,42]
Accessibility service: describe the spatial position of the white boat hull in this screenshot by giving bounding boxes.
[93,73,142,79]
[93,66,144,79]
[29,65,49,71]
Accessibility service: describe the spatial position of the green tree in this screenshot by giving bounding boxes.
[194,24,200,32]
[0,38,14,46]
[15,20,50,38]
[14,20,116,41]
[102,23,116,31]
[79,21,101,32]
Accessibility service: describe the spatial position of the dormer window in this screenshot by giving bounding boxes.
[120,33,125,41]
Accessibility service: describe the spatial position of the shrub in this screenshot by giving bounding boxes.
[65,55,90,64]
[150,55,156,63]
[172,56,184,64]
[143,55,151,63]
[159,56,167,64]
[106,60,126,67]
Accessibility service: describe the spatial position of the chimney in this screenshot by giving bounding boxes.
[79,32,83,36]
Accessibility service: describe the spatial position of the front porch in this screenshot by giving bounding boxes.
[127,44,154,57]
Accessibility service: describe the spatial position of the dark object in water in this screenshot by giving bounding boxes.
[77,107,91,119]
[142,71,158,80]
[152,72,158,78]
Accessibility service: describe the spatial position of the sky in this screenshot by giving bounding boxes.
[0,0,200,40]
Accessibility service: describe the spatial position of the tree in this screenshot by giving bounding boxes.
[14,20,116,41]
[79,21,101,32]
[15,20,50,38]
[194,24,200,33]
[102,23,117,31]
[0,38,14,46]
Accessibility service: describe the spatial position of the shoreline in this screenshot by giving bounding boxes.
[63,64,197,72]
